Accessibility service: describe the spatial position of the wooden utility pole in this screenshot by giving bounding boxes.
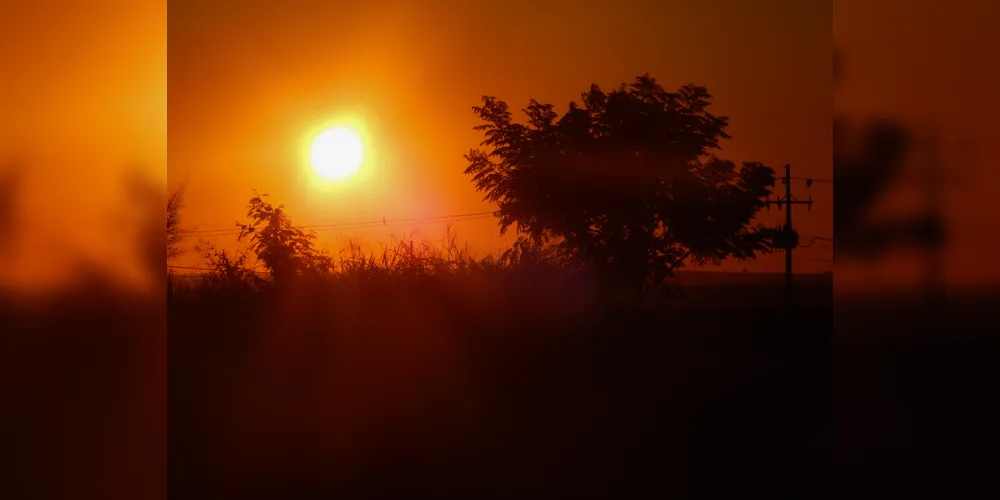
[765,164,813,299]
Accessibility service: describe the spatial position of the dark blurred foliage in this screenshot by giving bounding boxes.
[833,79,945,267]
[835,22,1000,495]
[835,119,935,256]
[0,162,24,260]
[0,164,166,500]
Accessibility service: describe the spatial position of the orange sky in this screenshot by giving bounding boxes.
[5,1,997,291]
[834,0,1000,289]
[168,0,832,273]
[1,1,165,291]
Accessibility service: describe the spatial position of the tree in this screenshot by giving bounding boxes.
[167,187,185,261]
[236,192,332,282]
[464,74,778,297]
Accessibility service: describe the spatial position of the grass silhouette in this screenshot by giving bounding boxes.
[1,274,165,500]
[168,227,831,499]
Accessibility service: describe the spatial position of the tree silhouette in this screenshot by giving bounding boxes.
[833,51,943,260]
[0,163,24,260]
[236,191,332,282]
[167,187,185,261]
[465,74,778,296]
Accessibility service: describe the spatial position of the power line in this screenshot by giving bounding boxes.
[799,236,833,248]
[789,176,832,184]
[180,211,496,234]
[765,164,816,298]
[310,212,495,232]
[177,179,829,237]
[168,264,270,276]
[179,210,497,237]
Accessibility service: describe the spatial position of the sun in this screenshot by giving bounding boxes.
[310,127,363,179]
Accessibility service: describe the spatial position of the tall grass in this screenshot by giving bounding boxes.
[173,225,575,296]
[165,221,832,499]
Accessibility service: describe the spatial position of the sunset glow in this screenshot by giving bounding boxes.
[310,127,363,180]
[167,0,832,274]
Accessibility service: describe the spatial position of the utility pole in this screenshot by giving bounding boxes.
[765,164,813,300]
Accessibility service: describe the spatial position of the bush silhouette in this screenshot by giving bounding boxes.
[235,191,334,283]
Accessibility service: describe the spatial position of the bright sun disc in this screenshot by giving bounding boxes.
[311,127,363,179]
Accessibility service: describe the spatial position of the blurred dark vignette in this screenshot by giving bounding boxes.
[0,2,166,499]
[0,167,166,500]
[835,1,1000,496]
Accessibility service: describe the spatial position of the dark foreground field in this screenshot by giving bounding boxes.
[168,270,832,499]
[12,271,995,498]
[1,278,166,500]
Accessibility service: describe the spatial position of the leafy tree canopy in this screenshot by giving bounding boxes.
[167,187,184,261]
[236,192,332,282]
[464,74,778,294]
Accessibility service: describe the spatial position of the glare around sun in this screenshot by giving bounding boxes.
[311,127,363,179]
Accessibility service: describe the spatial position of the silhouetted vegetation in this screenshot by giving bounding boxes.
[0,163,23,258]
[164,74,835,499]
[465,75,779,299]
[833,51,944,262]
[177,75,793,300]
[165,186,830,499]
[166,187,184,261]
[235,191,334,283]
[169,270,830,499]
[834,117,947,261]
[0,165,166,500]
